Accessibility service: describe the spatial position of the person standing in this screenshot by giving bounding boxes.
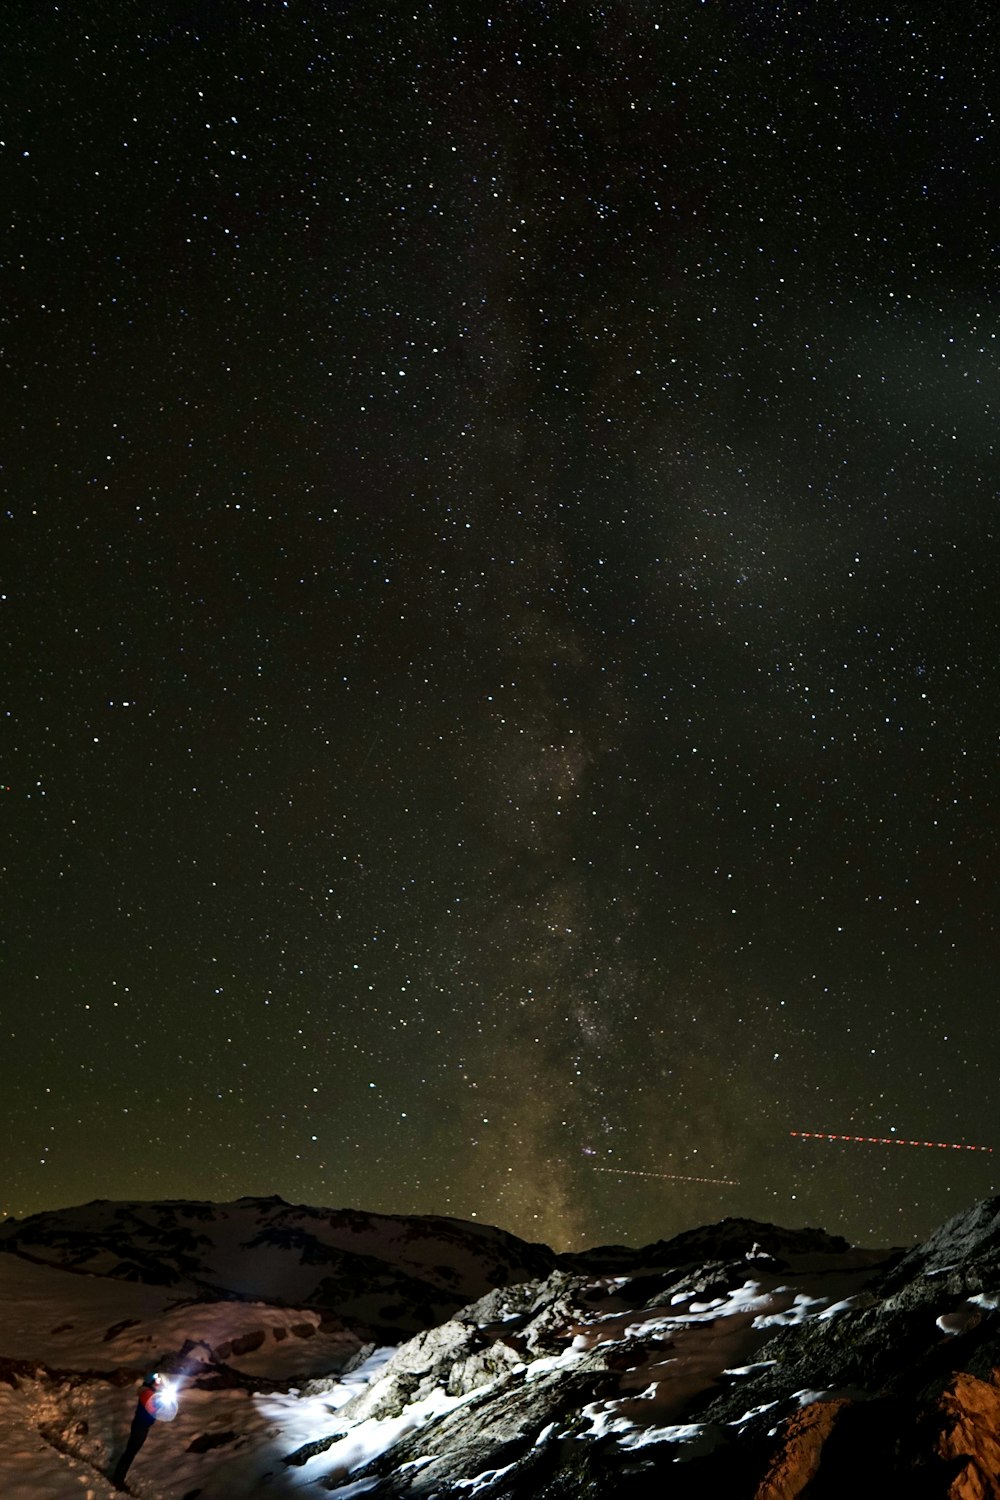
[111,1371,178,1490]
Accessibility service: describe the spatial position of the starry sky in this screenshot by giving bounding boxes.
[5,3,998,1251]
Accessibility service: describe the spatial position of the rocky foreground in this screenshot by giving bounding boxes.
[1,1195,1000,1496]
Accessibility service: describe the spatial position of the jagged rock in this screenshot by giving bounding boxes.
[337,1319,483,1422]
[925,1371,1000,1498]
[635,1258,767,1310]
[881,1200,1000,1296]
[521,1278,592,1353]
[463,1280,542,1325]
[447,1339,524,1395]
[328,1351,616,1496]
[739,1371,1000,1499]
[752,1399,851,1498]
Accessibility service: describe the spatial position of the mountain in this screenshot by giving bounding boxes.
[0,1195,556,1340]
[1,1194,999,1497]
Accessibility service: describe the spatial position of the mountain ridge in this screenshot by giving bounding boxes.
[1,1195,998,1497]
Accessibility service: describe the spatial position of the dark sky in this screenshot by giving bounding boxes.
[5,2,998,1250]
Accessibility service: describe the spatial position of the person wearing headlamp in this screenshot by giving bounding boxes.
[111,1370,179,1489]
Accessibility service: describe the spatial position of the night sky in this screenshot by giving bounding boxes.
[5,3,998,1251]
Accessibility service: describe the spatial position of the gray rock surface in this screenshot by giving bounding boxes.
[6,1195,1000,1496]
[281,1200,1000,1496]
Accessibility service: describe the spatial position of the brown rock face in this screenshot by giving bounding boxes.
[751,1370,1000,1500]
[753,1399,851,1500]
[931,1371,1000,1500]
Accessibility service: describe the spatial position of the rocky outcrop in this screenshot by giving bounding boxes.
[559,1217,853,1279]
[881,1200,1000,1294]
[319,1352,620,1496]
[739,1372,1000,1499]
[753,1399,851,1499]
[5,1197,1000,1496]
[925,1371,1000,1499]
[271,1203,1000,1497]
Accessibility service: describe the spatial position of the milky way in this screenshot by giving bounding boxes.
[5,4,998,1248]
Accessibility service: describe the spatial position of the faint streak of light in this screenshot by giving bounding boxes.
[791,1131,993,1153]
[358,733,379,774]
[593,1167,739,1186]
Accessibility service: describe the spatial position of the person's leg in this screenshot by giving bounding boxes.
[111,1415,150,1486]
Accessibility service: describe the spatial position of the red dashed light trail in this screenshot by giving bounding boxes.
[593,1166,740,1186]
[791,1131,993,1153]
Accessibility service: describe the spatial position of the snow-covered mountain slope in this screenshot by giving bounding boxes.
[0,1196,556,1338]
[0,1248,356,1375]
[2,1196,1000,1497]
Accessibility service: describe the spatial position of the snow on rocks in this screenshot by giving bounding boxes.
[936,1303,984,1337]
[5,1197,1000,1495]
[0,1196,556,1335]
